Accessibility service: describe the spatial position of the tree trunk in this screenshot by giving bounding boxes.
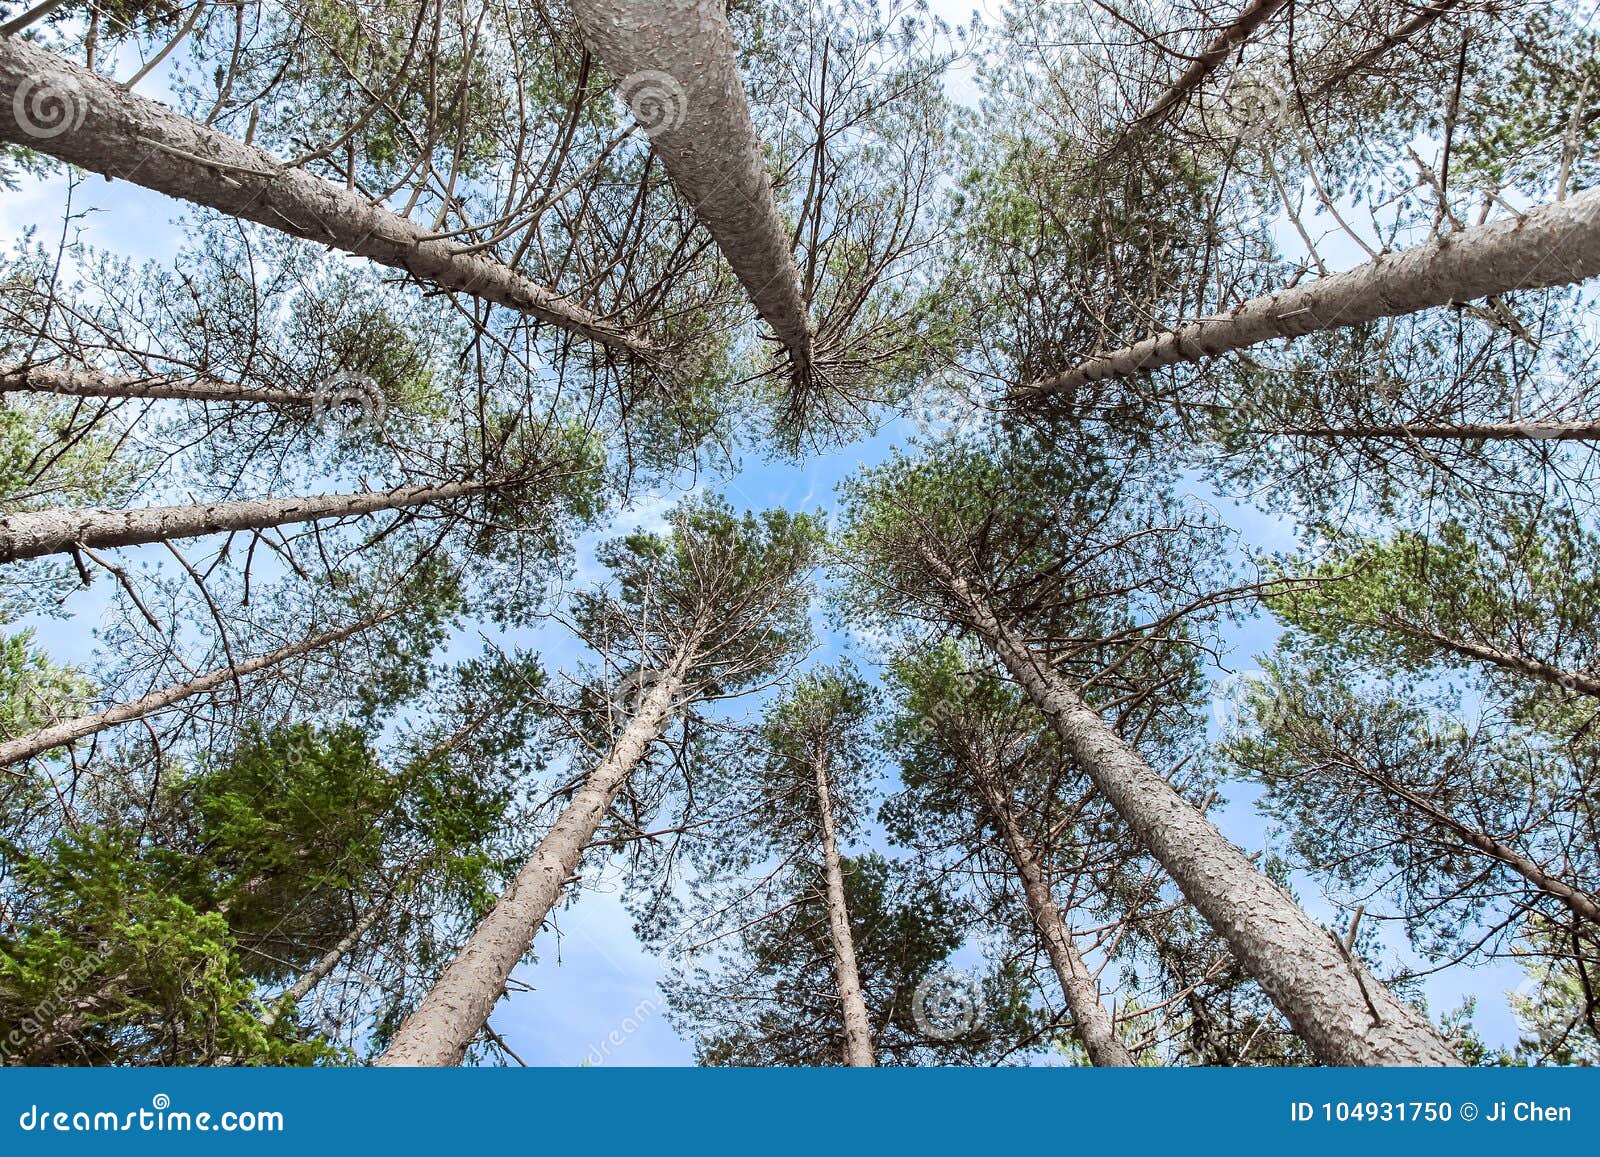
[974,771,1135,1066]
[260,888,394,1030]
[1279,419,1600,441]
[923,549,1459,1065]
[1397,621,1600,700]
[1337,758,1600,927]
[810,742,875,1067]
[1011,186,1600,401]
[2,363,312,406]
[0,37,649,358]
[1124,0,1291,136]
[0,615,393,767]
[1306,0,1464,100]
[375,662,689,1066]
[568,0,812,374]
[0,478,498,563]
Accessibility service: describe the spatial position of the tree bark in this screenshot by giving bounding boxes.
[923,548,1460,1065]
[2,363,313,406]
[1280,419,1600,441]
[567,0,813,374]
[975,770,1135,1066]
[1336,758,1600,927]
[1397,622,1600,700]
[0,615,393,767]
[1124,0,1292,136]
[1305,0,1464,100]
[0,478,498,563]
[260,888,394,1030]
[375,661,689,1066]
[809,742,875,1067]
[0,37,650,358]
[1011,186,1600,401]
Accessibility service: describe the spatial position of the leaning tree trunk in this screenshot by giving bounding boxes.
[568,0,813,375]
[1122,0,1291,137]
[1395,621,1600,700]
[1281,418,1600,442]
[0,478,499,563]
[2,363,313,406]
[0,37,649,358]
[1306,0,1464,100]
[1341,761,1600,928]
[810,742,875,1067]
[376,660,691,1066]
[975,773,1135,1067]
[923,550,1459,1065]
[1011,186,1600,402]
[0,615,394,767]
[260,886,396,1030]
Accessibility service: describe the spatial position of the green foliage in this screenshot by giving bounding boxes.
[0,827,335,1065]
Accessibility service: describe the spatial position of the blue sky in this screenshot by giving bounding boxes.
[0,0,1535,1065]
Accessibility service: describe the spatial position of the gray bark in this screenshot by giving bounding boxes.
[0,478,496,563]
[0,616,390,767]
[1400,622,1600,700]
[975,772,1135,1066]
[375,662,689,1066]
[261,889,393,1030]
[1125,0,1292,135]
[1306,0,1464,101]
[568,0,813,373]
[1281,419,1600,442]
[2,363,313,406]
[1012,186,1600,401]
[0,37,650,358]
[926,551,1459,1065]
[1336,758,1600,927]
[810,743,875,1067]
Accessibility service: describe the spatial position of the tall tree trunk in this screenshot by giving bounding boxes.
[260,888,394,1030]
[0,615,393,767]
[1280,419,1600,441]
[2,363,313,406]
[376,661,690,1066]
[923,549,1459,1065]
[0,478,498,563]
[973,771,1135,1066]
[1011,186,1600,402]
[809,741,875,1067]
[1124,0,1291,136]
[0,37,650,358]
[568,1,813,374]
